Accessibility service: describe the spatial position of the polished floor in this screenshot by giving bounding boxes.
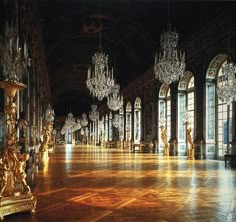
[5,145,236,222]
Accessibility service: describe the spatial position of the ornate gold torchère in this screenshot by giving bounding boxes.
[160,126,169,156]
[39,104,55,162]
[184,110,195,160]
[0,79,36,219]
[160,114,169,156]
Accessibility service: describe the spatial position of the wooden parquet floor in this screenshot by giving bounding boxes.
[4,145,236,222]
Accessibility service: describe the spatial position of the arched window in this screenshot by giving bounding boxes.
[187,76,195,137]
[158,84,171,152]
[134,97,141,143]
[126,102,132,142]
[178,72,195,155]
[217,62,233,156]
[119,107,124,141]
[206,54,233,158]
[109,112,113,141]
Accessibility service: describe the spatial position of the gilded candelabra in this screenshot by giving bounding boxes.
[39,124,50,161]
[48,129,56,152]
[160,126,169,156]
[39,104,55,161]
[0,80,36,220]
[185,121,195,160]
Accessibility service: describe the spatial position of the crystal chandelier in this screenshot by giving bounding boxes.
[60,126,66,135]
[61,113,76,135]
[85,127,89,136]
[86,13,114,101]
[107,83,123,111]
[89,104,99,122]
[72,119,81,133]
[112,114,120,128]
[81,127,89,136]
[80,128,84,136]
[154,23,185,84]
[80,113,88,127]
[65,113,76,127]
[217,62,236,105]
[87,51,115,101]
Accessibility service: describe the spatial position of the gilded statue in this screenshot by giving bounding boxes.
[0,82,32,196]
[0,158,8,197]
[0,25,36,219]
[186,126,194,149]
[185,122,195,160]
[15,151,30,194]
[40,125,51,152]
[5,100,17,135]
[160,126,169,156]
[39,105,55,161]
[48,130,56,151]
[0,133,30,196]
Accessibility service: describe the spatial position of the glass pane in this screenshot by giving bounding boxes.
[178,94,186,141]
[206,84,215,141]
[217,63,233,156]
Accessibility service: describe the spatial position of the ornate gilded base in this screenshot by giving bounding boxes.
[163,147,169,156]
[187,148,195,160]
[0,193,36,220]
[40,151,49,162]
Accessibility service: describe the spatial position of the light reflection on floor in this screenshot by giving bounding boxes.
[4,144,236,222]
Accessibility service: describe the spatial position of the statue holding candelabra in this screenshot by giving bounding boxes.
[39,104,55,161]
[160,114,169,156]
[0,24,36,219]
[184,109,195,160]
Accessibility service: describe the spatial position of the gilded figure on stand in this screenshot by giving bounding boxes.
[185,121,195,160]
[39,105,55,161]
[160,126,169,156]
[0,80,36,219]
[159,113,169,156]
[40,125,51,152]
[0,23,36,218]
[183,109,195,160]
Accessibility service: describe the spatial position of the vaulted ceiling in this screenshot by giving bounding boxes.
[35,0,230,116]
